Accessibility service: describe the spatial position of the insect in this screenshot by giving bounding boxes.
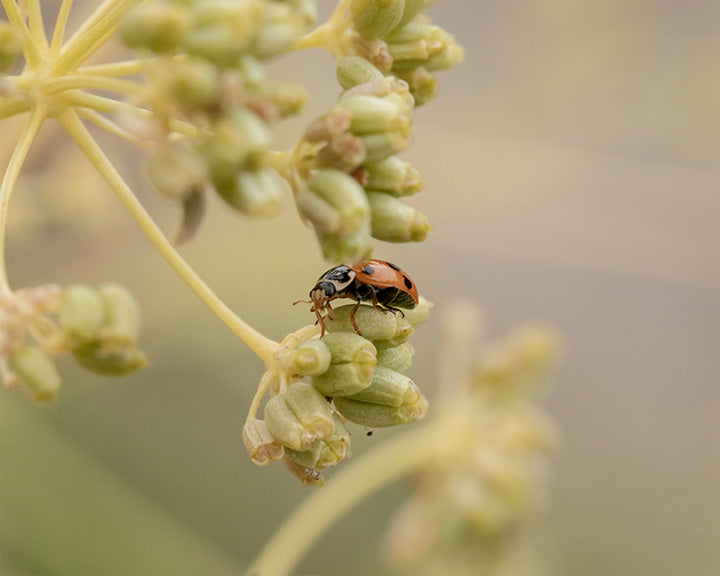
[295,259,419,336]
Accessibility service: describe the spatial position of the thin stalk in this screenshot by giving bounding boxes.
[47,75,142,95]
[53,0,143,75]
[26,0,49,53]
[0,104,47,294]
[245,412,464,576]
[76,108,143,146]
[58,109,279,366]
[50,0,76,57]
[0,100,31,121]
[0,0,41,68]
[77,59,147,78]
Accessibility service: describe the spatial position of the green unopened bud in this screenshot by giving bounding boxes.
[345,365,420,407]
[283,339,331,377]
[120,4,192,53]
[402,296,432,327]
[352,0,406,39]
[147,146,207,201]
[252,22,299,59]
[283,456,324,486]
[97,283,141,347]
[389,26,463,72]
[0,23,22,73]
[376,342,414,372]
[333,389,427,427]
[369,318,415,349]
[318,229,373,264]
[337,94,411,135]
[285,413,351,469]
[272,82,308,118]
[360,131,409,164]
[186,1,261,64]
[242,417,285,465]
[72,342,147,376]
[368,192,431,242]
[303,170,370,233]
[351,36,393,71]
[423,35,464,72]
[397,0,434,28]
[326,304,413,341]
[216,169,286,218]
[315,134,366,172]
[311,334,377,396]
[204,109,270,188]
[10,345,61,402]
[264,382,334,451]
[170,58,221,108]
[58,284,105,344]
[337,56,384,90]
[365,156,423,196]
[395,66,438,106]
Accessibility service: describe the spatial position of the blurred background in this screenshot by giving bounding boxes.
[1,1,719,575]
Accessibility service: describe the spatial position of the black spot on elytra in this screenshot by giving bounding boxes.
[363,265,375,275]
[403,275,413,289]
[386,261,401,271]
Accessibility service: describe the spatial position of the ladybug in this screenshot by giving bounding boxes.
[296,259,419,336]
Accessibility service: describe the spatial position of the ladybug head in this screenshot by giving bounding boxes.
[309,281,336,310]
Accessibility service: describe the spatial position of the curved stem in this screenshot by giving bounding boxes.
[245,412,464,576]
[76,108,144,146]
[50,0,74,57]
[57,109,279,366]
[26,0,49,54]
[0,0,41,68]
[0,104,47,295]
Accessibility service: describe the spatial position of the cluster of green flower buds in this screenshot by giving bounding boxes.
[0,283,146,403]
[297,74,430,261]
[382,325,558,574]
[244,297,431,485]
[0,21,22,74]
[349,0,463,106]
[120,0,315,236]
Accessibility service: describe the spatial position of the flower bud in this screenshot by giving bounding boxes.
[251,10,299,59]
[283,456,324,486]
[397,0,435,28]
[365,156,423,196]
[0,23,21,73]
[317,229,373,264]
[216,168,286,218]
[282,339,331,377]
[323,331,377,364]
[352,0,406,39]
[395,66,438,106]
[401,296,432,327]
[10,345,61,402]
[58,284,105,344]
[170,58,221,109]
[350,36,393,71]
[242,418,285,465]
[326,303,413,341]
[368,191,431,242]
[97,283,141,347]
[120,4,192,53]
[333,389,427,427]
[302,170,370,233]
[345,365,420,407]
[271,82,308,118]
[72,342,147,376]
[337,56,384,90]
[311,361,376,397]
[360,131,409,164]
[376,342,414,372]
[204,109,270,188]
[186,1,261,64]
[146,146,207,201]
[264,382,334,451]
[337,94,411,135]
[285,413,351,469]
[315,133,366,172]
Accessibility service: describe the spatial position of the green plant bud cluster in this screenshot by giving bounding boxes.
[299,76,430,262]
[58,283,147,377]
[260,298,430,483]
[347,0,463,106]
[122,1,315,237]
[0,22,22,74]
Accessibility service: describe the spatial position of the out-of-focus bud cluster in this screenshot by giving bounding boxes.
[0,21,22,74]
[120,0,316,238]
[382,323,558,575]
[243,297,431,485]
[348,0,463,106]
[0,283,146,402]
[296,75,430,262]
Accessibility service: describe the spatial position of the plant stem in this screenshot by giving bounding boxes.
[0,104,47,295]
[47,75,142,96]
[78,59,147,77]
[50,0,75,57]
[58,109,279,366]
[0,100,31,121]
[0,0,41,68]
[76,108,143,146]
[244,412,465,576]
[26,0,49,53]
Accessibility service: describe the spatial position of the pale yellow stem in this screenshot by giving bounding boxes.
[245,412,466,576]
[57,109,279,366]
[47,75,142,96]
[26,0,48,53]
[0,99,30,121]
[0,104,47,294]
[0,0,41,67]
[54,0,143,75]
[50,0,75,57]
[76,108,143,147]
[78,59,147,78]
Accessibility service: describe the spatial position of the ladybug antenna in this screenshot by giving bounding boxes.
[292,299,312,306]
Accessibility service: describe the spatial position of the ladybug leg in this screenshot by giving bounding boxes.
[315,307,327,337]
[383,304,405,318]
[368,292,390,315]
[349,299,363,334]
[325,302,334,320]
